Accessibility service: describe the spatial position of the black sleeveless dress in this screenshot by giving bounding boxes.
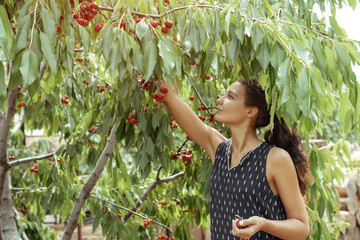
[210,139,286,240]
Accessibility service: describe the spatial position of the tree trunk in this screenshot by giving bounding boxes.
[61,120,120,240]
[1,171,21,240]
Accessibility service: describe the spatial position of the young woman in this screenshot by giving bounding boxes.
[162,78,310,240]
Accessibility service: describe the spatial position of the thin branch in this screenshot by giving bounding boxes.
[98,5,223,18]
[12,187,47,191]
[89,195,172,232]
[87,71,112,87]
[123,169,184,222]
[191,85,212,116]
[176,138,189,153]
[28,0,39,49]
[9,152,55,168]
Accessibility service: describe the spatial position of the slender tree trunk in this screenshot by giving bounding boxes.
[0,89,18,239]
[0,171,21,240]
[61,120,120,240]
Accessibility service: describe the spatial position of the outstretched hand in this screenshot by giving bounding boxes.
[161,79,179,96]
[231,216,265,240]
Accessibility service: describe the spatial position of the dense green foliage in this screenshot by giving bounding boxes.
[1,0,360,239]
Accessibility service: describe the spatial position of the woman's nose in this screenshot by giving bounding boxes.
[216,95,224,105]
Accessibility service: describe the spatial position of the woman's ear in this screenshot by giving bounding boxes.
[246,106,259,118]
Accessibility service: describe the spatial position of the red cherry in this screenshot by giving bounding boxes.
[82,19,89,27]
[189,96,195,101]
[157,93,165,100]
[17,86,21,91]
[80,4,87,12]
[102,209,106,214]
[150,21,158,28]
[160,87,168,93]
[129,118,139,125]
[117,214,122,220]
[181,209,188,213]
[90,2,98,9]
[94,23,104,32]
[205,74,211,80]
[134,17,141,24]
[56,25,61,33]
[86,12,94,21]
[90,8,97,15]
[152,93,159,100]
[128,114,134,120]
[165,20,172,29]
[161,26,168,34]
[236,219,247,229]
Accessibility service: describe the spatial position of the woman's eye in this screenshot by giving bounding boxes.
[228,94,233,99]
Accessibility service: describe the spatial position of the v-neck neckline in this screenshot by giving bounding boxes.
[227,139,264,171]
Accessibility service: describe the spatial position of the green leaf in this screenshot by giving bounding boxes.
[312,39,327,73]
[80,27,91,52]
[250,23,264,51]
[270,42,285,68]
[152,112,162,129]
[296,68,310,116]
[227,37,238,65]
[292,39,311,65]
[256,43,270,71]
[324,45,338,85]
[276,59,291,106]
[41,7,57,42]
[158,40,175,74]
[234,21,245,44]
[0,5,14,58]
[0,62,4,97]
[334,42,352,77]
[224,10,231,37]
[342,42,360,64]
[15,15,31,52]
[40,32,57,74]
[20,50,40,88]
[143,41,157,81]
[309,66,325,97]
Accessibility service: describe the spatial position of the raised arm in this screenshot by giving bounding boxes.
[162,80,225,163]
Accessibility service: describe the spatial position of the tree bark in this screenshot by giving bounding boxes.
[0,89,19,239]
[1,171,21,240]
[61,119,120,240]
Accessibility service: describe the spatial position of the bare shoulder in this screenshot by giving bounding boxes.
[267,146,295,171]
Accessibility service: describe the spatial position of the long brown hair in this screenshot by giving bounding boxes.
[239,78,309,196]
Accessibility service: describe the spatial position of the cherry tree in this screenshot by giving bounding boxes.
[0,0,359,239]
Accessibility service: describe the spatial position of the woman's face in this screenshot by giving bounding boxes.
[215,81,252,125]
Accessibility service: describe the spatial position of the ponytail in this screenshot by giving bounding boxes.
[264,117,309,197]
[239,78,309,197]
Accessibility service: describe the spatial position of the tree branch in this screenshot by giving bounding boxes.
[123,169,184,222]
[61,119,120,240]
[191,85,212,116]
[8,152,55,168]
[88,195,172,232]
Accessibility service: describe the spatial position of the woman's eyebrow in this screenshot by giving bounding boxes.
[228,90,238,96]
